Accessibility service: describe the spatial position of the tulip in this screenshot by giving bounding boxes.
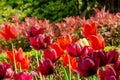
[29,35,50,50]
[44,49,60,63]
[113,60,120,78]
[57,34,74,50]
[3,62,14,79]
[37,59,54,76]
[98,66,117,80]
[66,43,82,57]
[0,23,18,41]
[83,22,97,38]
[89,51,107,67]
[0,64,5,79]
[89,34,105,50]
[50,43,64,57]
[27,26,44,37]
[6,48,30,70]
[14,72,33,80]
[106,49,119,64]
[78,38,89,47]
[61,54,77,71]
[77,57,98,77]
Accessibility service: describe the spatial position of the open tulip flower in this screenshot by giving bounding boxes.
[98,65,117,80]
[27,26,44,37]
[89,34,105,50]
[29,35,51,50]
[6,48,30,70]
[2,62,14,79]
[106,49,119,64]
[14,72,33,80]
[66,43,82,57]
[61,54,76,71]
[57,34,75,50]
[77,57,99,77]
[44,49,60,63]
[83,22,97,38]
[50,43,64,57]
[37,59,54,76]
[113,60,120,78]
[0,23,18,41]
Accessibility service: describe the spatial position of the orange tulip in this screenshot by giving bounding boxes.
[61,54,76,71]
[83,22,97,38]
[0,23,18,41]
[89,34,105,50]
[57,34,76,50]
[6,48,30,70]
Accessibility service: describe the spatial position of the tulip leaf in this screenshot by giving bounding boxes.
[62,67,69,80]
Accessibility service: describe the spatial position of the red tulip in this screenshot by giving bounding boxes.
[14,72,33,80]
[7,48,24,63]
[27,26,44,37]
[37,59,54,76]
[57,34,74,50]
[106,49,119,64]
[66,43,82,57]
[89,34,105,50]
[61,54,76,71]
[0,64,5,79]
[3,62,14,79]
[77,57,98,77]
[113,60,120,78]
[6,48,30,70]
[83,22,97,38]
[50,43,64,57]
[20,55,30,70]
[29,35,51,50]
[98,66,117,80]
[44,49,60,63]
[0,23,18,41]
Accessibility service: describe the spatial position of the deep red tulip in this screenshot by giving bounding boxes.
[37,59,54,76]
[66,43,82,57]
[89,34,105,50]
[14,72,33,80]
[61,54,77,71]
[44,49,60,63]
[50,43,64,57]
[80,46,94,58]
[106,49,119,64]
[0,23,18,41]
[77,57,98,77]
[89,51,107,67]
[113,60,120,77]
[28,26,44,37]
[98,66,117,80]
[83,22,97,38]
[0,64,5,79]
[3,62,14,79]
[29,35,51,50]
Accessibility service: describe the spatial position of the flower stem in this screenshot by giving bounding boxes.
[36,50,39,66]
[11,43,17,73]
[68,55,71,80]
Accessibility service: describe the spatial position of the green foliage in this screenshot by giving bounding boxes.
[0,0,79,23]
[0,37,31,52]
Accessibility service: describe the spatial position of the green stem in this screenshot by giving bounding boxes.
[77,74,80,80]
[68,55,71,80]
[36,50,39,66]
[11,43,17,73]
